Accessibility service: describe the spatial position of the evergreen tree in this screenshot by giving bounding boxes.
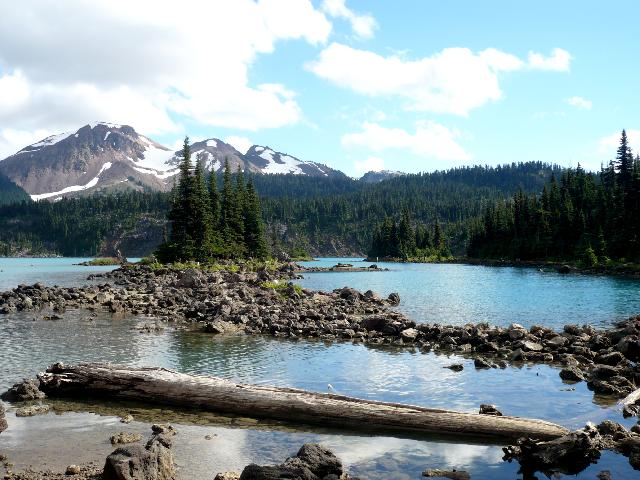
[243,180,269,259]
[220,160,245,257]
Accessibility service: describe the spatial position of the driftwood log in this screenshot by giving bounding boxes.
[37,363,569,441]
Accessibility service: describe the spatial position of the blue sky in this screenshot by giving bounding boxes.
[1,0,638,175]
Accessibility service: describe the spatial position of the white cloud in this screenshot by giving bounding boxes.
[599,130,640,155]
[354,156,385,174]
[528,48,572,72]
[225,136,253,155]
[0,0,332,157]
[343,121,471,161]
[565,96,592,110]
[308,43,569,116]
[322,0,377,39]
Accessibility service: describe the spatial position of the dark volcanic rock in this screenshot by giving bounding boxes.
[1,378,45,402]
[239,443,343,480]
[479,404,502,416]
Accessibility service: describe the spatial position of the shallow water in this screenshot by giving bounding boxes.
[0,258,639,479]
[298,257,640,329]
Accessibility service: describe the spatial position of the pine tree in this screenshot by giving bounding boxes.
[156,136,194,262]
[243,180,269,259]
[220,160,245,257]
[190,159,214,261]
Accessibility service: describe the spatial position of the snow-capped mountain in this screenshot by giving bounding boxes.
[0,123,347,201]
[243,145,342,177]
[168,141,344,178]
[0,123,176,201]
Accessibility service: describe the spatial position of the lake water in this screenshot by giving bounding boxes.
[299,257,640,329]
[0,258,639,479]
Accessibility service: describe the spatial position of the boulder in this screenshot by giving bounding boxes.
[387,292,401,306]
[103,432,176,480]
[400,328,419,341]
[559,367,585,382]
[176,269,204,288]
[1,378,45,402]
[239,443,343,480]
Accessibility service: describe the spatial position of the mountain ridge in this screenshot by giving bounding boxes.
[0,123,351,200]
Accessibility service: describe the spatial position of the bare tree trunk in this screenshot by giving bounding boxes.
[38,363,568,441]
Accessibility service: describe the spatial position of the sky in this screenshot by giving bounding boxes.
[0,0,639,176]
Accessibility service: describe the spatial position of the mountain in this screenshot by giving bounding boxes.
[242,145,344,177]
[360,170,405,183]
[0,123,176,201]
[0,124,347,201]
[0,172,30,205]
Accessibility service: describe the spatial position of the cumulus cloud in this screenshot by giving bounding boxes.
[528,48,572,71]
[0,0,332,157]
[225,136,254,155]
[354,156,385,174]
[343,122,471,161]
[322,0,377,39]
[599,130,640,155]
[308,43,570,116]
[565,96,592,110]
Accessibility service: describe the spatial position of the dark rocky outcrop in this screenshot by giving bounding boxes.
[503,421,640,475]
[1,378,45,402]
[238,443,347,480]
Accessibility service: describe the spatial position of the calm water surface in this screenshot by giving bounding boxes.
[0,258,638,479]
[299,258,640,328]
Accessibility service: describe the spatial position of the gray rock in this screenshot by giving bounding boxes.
[103,433,176,480]
[111,432,143,445]
[479,404,502,416]
[387,292,401,305]
[0,402,7,433]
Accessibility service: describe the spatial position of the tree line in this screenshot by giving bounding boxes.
[468,131,640,265]
[368,209,451,260]
[156,138,268,263]
[0,161,562,257]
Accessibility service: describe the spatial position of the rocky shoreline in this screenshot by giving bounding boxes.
[1,263,639,405]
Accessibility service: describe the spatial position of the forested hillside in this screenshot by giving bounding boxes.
[0,162,561,257]
[0,173,30,206]
[468,131,640,264]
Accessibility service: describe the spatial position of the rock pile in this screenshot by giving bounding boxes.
[503,420,640,474]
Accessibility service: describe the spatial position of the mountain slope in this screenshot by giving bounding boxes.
[0,172,30,205]
[243,145,344,177]
[0,123,176,201]
[360,170,405,183]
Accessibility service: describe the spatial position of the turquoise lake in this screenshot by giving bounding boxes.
[0,258,639,479]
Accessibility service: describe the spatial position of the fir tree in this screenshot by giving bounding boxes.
[243,180,269,259]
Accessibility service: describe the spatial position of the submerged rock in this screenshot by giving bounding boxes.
[15,404,50,417]
[110,432,143,445]
[422,469,470,480]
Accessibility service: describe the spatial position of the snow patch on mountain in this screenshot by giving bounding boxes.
[31,162,113,201]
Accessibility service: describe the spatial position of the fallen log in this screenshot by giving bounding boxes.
[37,362,569,441]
